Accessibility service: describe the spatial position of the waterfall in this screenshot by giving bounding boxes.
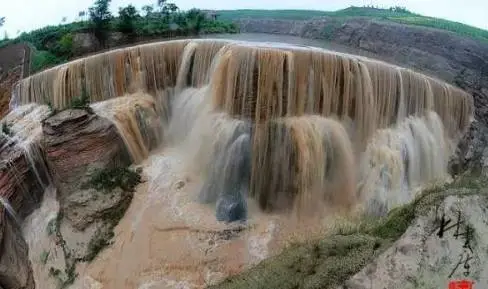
[1,37,475,289]
[8,38,473,219]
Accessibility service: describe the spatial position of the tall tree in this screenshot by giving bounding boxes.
[117,5,139,37]
[186,9,205,34]
[157,0,166,9]
[142,5,154,17]
[158,0,178,20]
[78,11,86,21]
[165,3,178,14]
[89,0,113,47]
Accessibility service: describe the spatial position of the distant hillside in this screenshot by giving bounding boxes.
[217,6,488,42]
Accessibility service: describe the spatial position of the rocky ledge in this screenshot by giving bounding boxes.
[0,131,50,289]
[40,108,140,270]
[0,108,142,289]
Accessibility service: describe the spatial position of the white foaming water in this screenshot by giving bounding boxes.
[0,196,20,224]
[22,186,61,289]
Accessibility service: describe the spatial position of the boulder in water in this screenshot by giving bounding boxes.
[215,134,251,222]
[216,187,247,223]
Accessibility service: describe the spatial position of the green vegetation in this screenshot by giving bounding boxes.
[40,250,50,265]
[43,166,141,286]
[84,226,115,262]
[31,50,66,73]
[117,4,139,38]
[218,6,488,42]
[81,166,141,261]
[46,212,78,289]
[45,99,58,118]
[210,174,488,289]
[85,166,142,193]
[89,0,113,46]
[217,9,332,21]
[1,122,12,136]
[0,0,237,74]
[42,86,92,120]
[70,87,93,113]
[48,264,77,289]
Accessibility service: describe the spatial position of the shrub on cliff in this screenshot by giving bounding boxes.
[85,167,142,193]
[89,0,113,47]
[117,4,140,38]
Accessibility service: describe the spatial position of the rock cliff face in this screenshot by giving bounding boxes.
[40,108,138,271]
[0,135,49,289]
[0,214,35,289]
[41,109,131,221]
[236,17,488,172]
[0,140,48,219]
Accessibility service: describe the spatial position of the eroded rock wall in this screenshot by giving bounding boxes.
[0,214,35,289]
[41,109,131,230]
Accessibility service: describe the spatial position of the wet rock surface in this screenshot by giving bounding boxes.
[0,214,35,289]
[36,108,140,281]
[0,136,49,219]
[216,189,247,223]
[450,120,488,176]
[338,192,488,289]
[41,109,131,218]
[200,127,251,223]
[63,187,132,231]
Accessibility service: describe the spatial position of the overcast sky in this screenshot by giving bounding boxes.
[1,0,487,36]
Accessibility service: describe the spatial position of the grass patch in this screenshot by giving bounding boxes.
[45,98,58,118]
[82,182,135,262]
[212,235,379,289]
[69,87,93,114]
[42,86,92,119]
[31,49,66,74]
[80,166,141,262]
[209,174,488,289]
[46,212,79,289]
[83,227,115,262]
[1,122,13,137]
[85,166,142,193]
